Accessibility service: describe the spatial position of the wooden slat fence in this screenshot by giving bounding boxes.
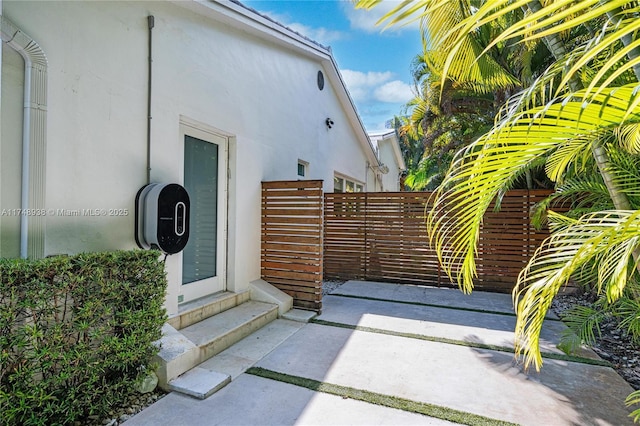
[324,190,555,293]
[324,192,443,285]
[261,180,323,312]
[476,190,553,288]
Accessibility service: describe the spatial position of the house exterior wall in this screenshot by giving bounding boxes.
[1,0,375,315]
[377,139,402,191]
[369,132,405,192]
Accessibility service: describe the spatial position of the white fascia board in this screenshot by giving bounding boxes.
[389,134,406,171]
[322,55,380,167]
[170,0,380,167]
[369,130,406,171]
[179,1,330,58]
[369,129,395,138]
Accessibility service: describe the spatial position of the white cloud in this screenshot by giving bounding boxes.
[374,80,414,103]
[257,11,346,45]
[341,69,412,104]
[341,0,422,34]
[286,22,345,44]
[341,70,394,102]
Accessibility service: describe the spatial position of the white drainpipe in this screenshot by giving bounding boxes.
[1,15,48,258]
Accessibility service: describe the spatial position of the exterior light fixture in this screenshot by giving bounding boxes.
[325,118,334,129]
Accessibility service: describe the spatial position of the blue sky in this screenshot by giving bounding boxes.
[243,0,423,131]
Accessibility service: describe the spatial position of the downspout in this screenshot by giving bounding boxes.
[147,15,154,184]
[1,16,48,258]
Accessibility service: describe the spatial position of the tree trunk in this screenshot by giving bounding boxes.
[603,5,640,82]
[527,1,640,284]
[526,1,631,210]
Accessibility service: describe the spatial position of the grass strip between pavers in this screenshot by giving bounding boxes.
[247,366,518,426]
[310,318,612,368]
[330,293,563,322]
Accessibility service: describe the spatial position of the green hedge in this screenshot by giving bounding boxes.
[0,250,167,425]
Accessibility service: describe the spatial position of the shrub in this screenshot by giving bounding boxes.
[0,250,167,425]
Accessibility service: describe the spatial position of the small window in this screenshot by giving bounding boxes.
[334,174,364,193]
[297,160,308,177]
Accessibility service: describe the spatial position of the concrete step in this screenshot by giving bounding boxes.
[181,301,279,362]
[167,290,250,330]
[165,318,304,399]
[199,318,305,379]
[281,308,317,323]
[156,300,278,390]
[167,367,231,400]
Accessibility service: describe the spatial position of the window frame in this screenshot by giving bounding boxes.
[297,160,308,178]
[333,174,364,193]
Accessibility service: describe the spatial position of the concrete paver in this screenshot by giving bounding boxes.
[319,293,598,359]
[256,322,633,425]
[126,374,453,425]
[333,280,559,318]
[127,281,635,426]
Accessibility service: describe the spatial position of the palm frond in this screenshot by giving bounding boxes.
[615,296,640,343]
[428,84,640,293]
[355,0,431,29]
[608,145,640,203]
[514,210,640,371]
[557,304,604,354]
[615,123,640,154]
[530,175,612,229]
[626,390,640,423]
[435,1,640,99]
[545,137,594,183]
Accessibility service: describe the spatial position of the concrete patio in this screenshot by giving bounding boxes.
[126,280,636,425]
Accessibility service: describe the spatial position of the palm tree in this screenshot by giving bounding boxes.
[397,1,556,191]
[403,54,497,190]
[355,0,640,375]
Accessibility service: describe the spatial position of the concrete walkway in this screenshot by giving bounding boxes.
[126,281,635,425]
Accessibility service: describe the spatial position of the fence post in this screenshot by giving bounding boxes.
[364,191,368,280]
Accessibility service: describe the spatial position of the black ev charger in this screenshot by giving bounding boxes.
[135,183,190,254]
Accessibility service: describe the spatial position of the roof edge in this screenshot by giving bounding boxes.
[170,0,380,167]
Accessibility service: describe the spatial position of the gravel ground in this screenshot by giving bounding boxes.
[322,279,346,295]
[552,293,640,390]
[88,390,166,426]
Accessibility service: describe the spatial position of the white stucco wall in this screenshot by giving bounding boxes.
[369,132,405,192]
[378,139,402,191]
[1,0,376,315]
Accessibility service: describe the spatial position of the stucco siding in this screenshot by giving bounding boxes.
[1,0,374,315]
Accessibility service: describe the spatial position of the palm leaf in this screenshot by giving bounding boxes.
[530,174,612,229]
[615,296,640,343]
[428,84,640,293]
[434,0,640,99]
[514,210,640,370]
[615,123,640,154]
[356,0,520,93]
[545,137,594,183]
[608,145,640,202]
[626,389,640,423]
[557,304,604,354]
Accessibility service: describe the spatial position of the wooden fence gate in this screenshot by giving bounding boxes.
[261,182,557,310]
[261,180,323,312]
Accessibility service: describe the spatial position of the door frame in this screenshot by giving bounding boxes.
[178,118,229,304]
